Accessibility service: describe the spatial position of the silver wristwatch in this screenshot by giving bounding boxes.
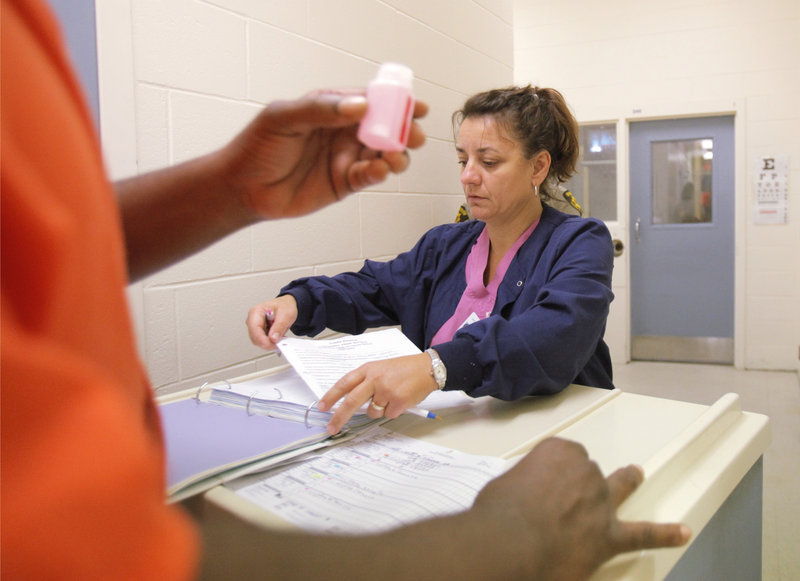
[425,348,447,390]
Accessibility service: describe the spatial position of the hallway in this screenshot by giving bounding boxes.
[614,362,799,580]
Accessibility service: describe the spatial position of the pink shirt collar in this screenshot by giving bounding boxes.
[431,218,539,345]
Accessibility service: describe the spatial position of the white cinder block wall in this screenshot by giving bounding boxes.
[96,0,515,394]
[514,0,800,373]
[97,0,798,391]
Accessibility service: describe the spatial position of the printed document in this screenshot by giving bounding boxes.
[235,426,508,534]
[277,328,421,398]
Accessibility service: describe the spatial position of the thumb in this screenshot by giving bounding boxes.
[267,314,295,345]
[264,92,368,131]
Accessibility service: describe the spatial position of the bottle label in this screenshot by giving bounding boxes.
[399,96,414,147]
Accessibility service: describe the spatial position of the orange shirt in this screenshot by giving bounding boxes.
[1,1,198,578]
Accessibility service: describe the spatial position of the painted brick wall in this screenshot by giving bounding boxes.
[97,0,514,393]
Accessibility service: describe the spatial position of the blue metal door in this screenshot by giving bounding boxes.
[629,116,735,363]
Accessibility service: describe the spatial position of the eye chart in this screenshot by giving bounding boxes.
[754,155,789,225]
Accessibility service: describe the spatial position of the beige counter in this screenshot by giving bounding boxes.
[192,378,769,580]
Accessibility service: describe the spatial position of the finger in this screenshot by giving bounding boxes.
[333,94,369,119]
[339,95,427,131]
[406,119,427,150]
[328,92,428,123]
[412,100,429,120]
[266,317,291,346]
[382,399,409,420]
[326,127,389,195]
[265,92,369,132]
[367,399,388,419]
[264,94,427,139]
[327,390,369,434]
[318,369,363,412]
[265,296,298,344]
[614,522,692,553]
[358,148,382,161]
[535,437,591,462]
[246,305,272,349]
[381,150,410,174]
[346,158,391,192]
[606,465,645,507]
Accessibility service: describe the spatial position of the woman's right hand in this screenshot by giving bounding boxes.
[246,295,298,351]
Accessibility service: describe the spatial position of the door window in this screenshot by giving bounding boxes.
[651,139,713,225]
[564,124,617,221]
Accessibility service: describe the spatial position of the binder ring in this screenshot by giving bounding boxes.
[194,380,231,403]
[273,387,283,400]
[194,382,210,402]
[304,400,319,429]
[246,393,256,416]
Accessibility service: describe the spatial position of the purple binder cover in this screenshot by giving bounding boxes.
[160,399,328,491]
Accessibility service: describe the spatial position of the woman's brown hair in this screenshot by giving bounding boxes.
[453,85,580,209]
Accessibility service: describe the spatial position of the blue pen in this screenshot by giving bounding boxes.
[406,407,440,420]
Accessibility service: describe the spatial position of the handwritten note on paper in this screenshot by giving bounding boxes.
[277,329,422,398]
[235,427,508,534]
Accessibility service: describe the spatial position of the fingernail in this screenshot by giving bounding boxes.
[337,95,368,116]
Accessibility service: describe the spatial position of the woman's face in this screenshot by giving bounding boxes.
[456,115,543,225]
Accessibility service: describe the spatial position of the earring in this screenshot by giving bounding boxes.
[534,184,539,197]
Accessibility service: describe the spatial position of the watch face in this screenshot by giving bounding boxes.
[432,361,446,385]
[427,349,446,388]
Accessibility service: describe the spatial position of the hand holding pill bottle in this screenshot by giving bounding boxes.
[357,63,415,152]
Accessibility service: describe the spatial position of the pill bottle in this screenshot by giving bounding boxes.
[357,63,415,152]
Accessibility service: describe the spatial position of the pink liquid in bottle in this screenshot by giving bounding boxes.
[358,63,415,152]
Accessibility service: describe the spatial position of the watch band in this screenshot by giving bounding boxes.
[425,348,447,390]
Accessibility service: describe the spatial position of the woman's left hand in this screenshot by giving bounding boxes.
[317,353,438,434]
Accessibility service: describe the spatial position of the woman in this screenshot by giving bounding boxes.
[247,85,614,434]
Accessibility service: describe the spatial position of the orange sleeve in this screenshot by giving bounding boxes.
[1,319,199,581]
[1,1,199,578]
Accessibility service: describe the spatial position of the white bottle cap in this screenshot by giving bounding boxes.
[373,62,413,88]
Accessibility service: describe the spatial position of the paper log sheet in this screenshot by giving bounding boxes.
[235,427,508,534]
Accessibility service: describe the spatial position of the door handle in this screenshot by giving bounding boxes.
[635,217,641,244]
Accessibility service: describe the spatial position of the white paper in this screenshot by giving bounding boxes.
[221,367,318,407]
[277,328,422,398]
[235,426,508,534]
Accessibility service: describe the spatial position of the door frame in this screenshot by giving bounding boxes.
[584,98,746,368]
